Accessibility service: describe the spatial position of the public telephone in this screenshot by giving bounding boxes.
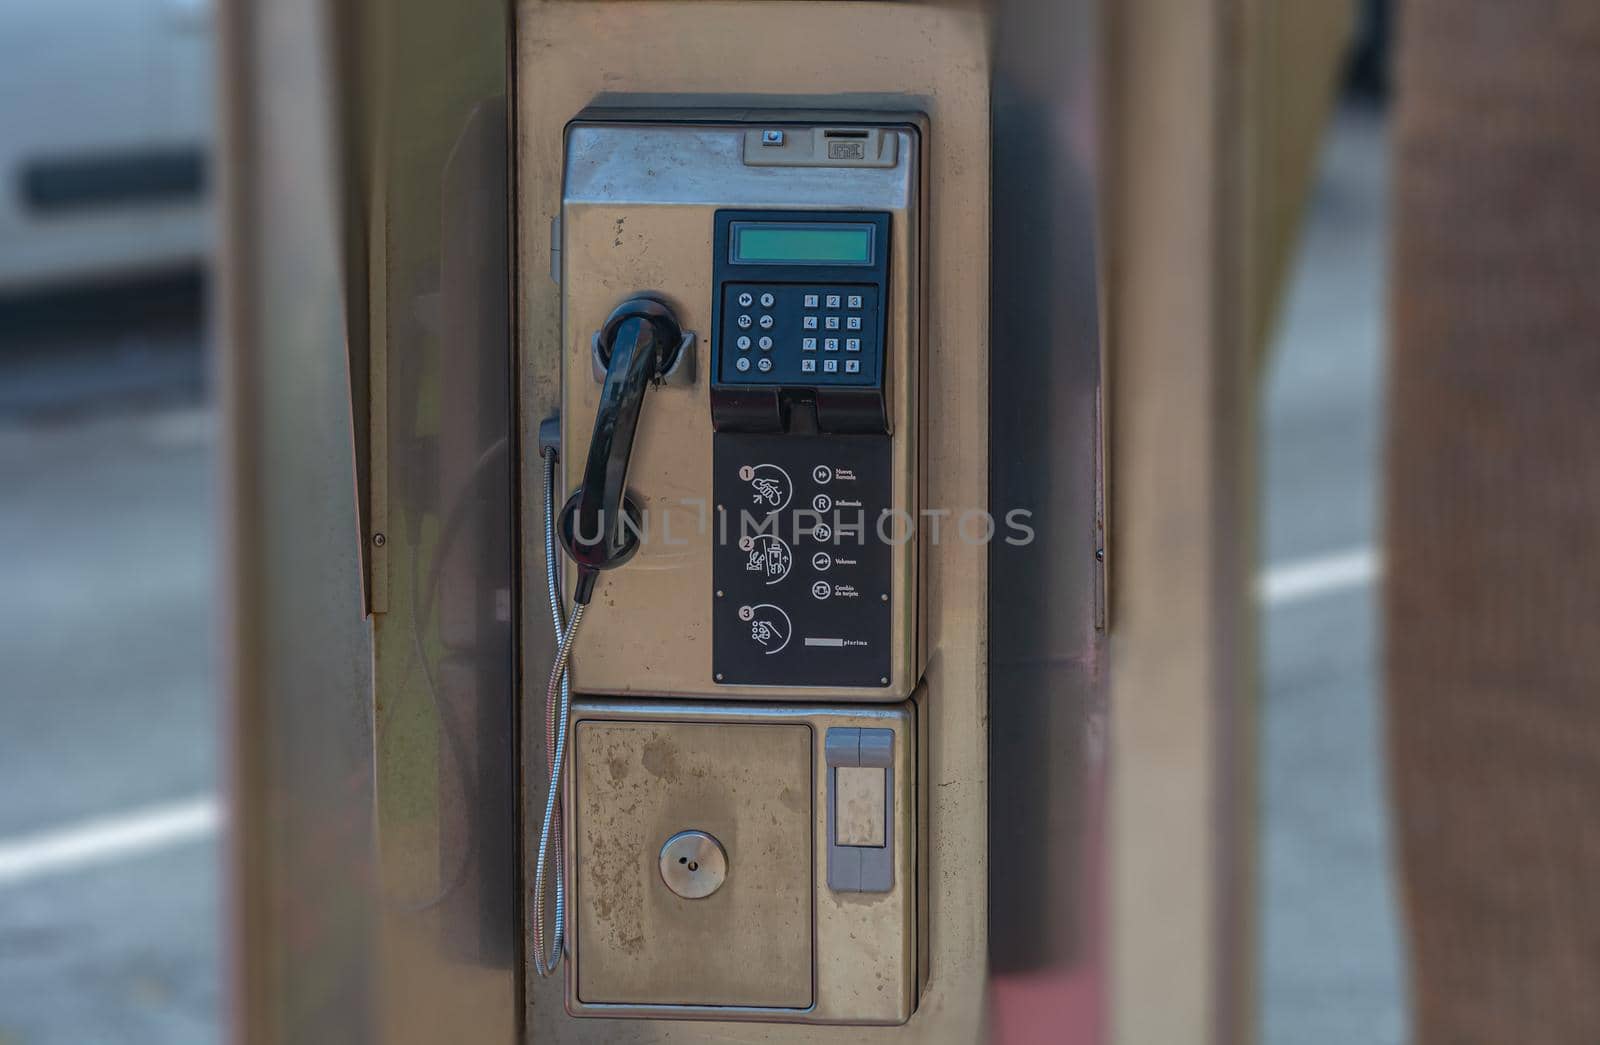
[535,113,923,1025]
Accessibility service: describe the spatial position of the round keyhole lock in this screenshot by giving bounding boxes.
[658,830,727,899]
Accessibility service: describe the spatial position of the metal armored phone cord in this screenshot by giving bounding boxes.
[532,445,584,977]
[529,298,682,976]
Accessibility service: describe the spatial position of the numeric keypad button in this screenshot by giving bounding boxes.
[803,316,818,329]
[825,294,841,308]
[847,294,863,309]
[804,293,819,308]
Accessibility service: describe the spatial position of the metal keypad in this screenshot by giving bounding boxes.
[720,283,882,387]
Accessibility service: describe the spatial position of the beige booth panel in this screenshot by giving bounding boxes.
[573,719,813,1009]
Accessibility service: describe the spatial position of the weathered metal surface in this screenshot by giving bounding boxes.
[517,2,993,1039]
[557,118,921,701]
[565,698,917,1026]
[573,720,813,1009]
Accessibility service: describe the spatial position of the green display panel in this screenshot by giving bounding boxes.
[733,224,873,264]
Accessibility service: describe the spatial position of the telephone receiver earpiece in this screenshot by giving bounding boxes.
[557,295,684,604]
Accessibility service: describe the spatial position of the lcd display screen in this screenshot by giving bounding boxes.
[732,224,873,265]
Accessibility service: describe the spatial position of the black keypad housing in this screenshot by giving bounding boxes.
[711,210,892,434]
[719,282,882,387]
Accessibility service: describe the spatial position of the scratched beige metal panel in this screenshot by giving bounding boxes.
[517,2,991,1040]
[572,720,813,1008]
[564,698,917,1025]
[557,120,921,702]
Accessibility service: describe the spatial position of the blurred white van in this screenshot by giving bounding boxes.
[0,0,212,293]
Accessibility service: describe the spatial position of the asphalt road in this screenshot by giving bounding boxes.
[1259,103,1406,1045]
[0,325,218,1044]
[0,107,1402,1043]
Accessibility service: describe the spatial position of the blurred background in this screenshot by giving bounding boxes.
[0,1,1395,1042]
[0,1,218,1041]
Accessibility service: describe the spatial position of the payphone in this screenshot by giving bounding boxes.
[534,114,923,1024]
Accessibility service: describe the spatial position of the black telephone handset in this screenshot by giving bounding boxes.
[535,295,682,978]
[556,296,683,604]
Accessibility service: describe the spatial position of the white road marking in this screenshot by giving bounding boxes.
[1259,545,1381,606]
[0,795,219,889]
